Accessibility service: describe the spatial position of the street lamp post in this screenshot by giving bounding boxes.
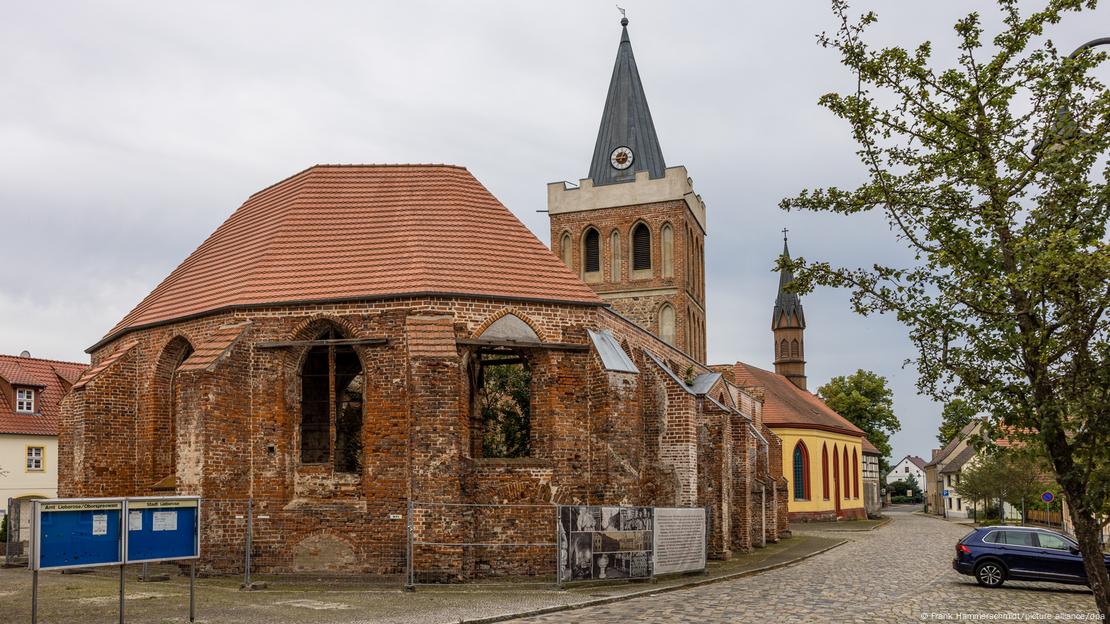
[1044,37,1110,143]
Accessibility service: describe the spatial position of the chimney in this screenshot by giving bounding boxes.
[931,449,940,460]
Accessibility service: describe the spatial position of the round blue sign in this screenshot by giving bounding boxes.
[1041,491,1055,503]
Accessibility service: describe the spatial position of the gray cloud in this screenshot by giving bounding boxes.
[3,1,1106,464]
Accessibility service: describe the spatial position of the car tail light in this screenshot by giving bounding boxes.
[957,544,971,555]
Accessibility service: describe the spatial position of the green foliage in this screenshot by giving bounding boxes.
[783,0,1110,611]
[480,359,532,458]
[817,369,900,470]
[937,399,978,445]
[888,472,923,501]
[0,513,7,544]
[958,447,1057,512]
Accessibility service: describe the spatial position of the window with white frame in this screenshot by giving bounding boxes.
[16,388,34,413]
[26,446,43,471]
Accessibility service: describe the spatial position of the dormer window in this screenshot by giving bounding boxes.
[16,388,34,414]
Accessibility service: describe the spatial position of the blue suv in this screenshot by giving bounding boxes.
[954,525,1110,587]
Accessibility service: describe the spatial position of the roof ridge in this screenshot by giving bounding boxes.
[246,164,469,200]
[0,354,87,367]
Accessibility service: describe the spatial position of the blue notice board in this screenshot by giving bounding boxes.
[125,497,200,563]
[34,499,124,571]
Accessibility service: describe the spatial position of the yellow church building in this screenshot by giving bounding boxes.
[727,237,870,521]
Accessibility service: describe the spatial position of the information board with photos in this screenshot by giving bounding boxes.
[558,506,654,581]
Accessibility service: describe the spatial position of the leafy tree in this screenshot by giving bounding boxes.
[888,473,923,502]
[937,398,978,445]
[479,358,532,458]
[0,513,7,544]
[782,0,1110,611]
[817,369,900,471]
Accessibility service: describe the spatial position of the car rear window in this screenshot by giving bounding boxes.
[998,531,1036,546]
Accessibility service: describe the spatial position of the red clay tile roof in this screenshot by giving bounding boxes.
[862,437,881,455]
[93,165,602,351]
[178,321,251,372]
[0,354,87,436]
[74,340,138,390]
[731,361,865,438]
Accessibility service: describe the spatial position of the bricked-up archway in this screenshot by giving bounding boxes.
[146,336,194,492]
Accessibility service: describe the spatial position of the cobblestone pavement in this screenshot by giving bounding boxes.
[510,508,1101,624]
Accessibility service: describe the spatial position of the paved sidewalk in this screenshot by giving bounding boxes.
[511,508,1099,624]
[0,534,840,624]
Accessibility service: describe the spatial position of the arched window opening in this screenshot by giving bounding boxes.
[780,339,789,359]
[583,228,600,274]
[559,232,572,268]
[300,328,364,473]
[658,303,676,346]
[821,443,830,500]
[610,230,621,281]
[661,224,674,278]
[833,446,841,501]
[791,339,800,358]
[151,337,193,487]
[843,449,850,500]
[632,223,652,271]
[792,441,809,500]
[470,348,532,458]
[853,449,860,498]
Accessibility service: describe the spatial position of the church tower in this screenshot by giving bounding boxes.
[548,16,708,362]
[772,234,807,390]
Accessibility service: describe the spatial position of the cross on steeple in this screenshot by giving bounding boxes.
[782,227,789,241]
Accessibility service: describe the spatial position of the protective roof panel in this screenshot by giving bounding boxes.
[587,329,638,374]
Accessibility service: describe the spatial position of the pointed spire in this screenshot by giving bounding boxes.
[773,231,805,329]
[587,16,666,186]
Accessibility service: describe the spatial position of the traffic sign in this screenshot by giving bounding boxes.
[943,489,950,497]
[1042,491,1055,503]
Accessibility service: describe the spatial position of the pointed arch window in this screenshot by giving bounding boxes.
[632,223,652,271]
[843,448,850,500]
[821,443,830,500]
[779,339,789,359]
[833,446,841,500]
[301,328,364,473]
[791,339,800,358]
[610,230,621,281]
[792,441,809,500]
[559,232,572,268]
[583,228,600,274]
[661,224,674,278]
[658,303,675,346]
[852,449,860,498]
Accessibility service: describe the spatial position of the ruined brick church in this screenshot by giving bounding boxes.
[59,17,789,575]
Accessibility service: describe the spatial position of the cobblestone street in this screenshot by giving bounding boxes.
[512,507,1101,624]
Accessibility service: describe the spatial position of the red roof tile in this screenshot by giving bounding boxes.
[74,340,138,390]
[862,437,881,455]
[731,361,865,438]
[93,165,602,351]
[0,354,87,436]
[178,321,250,372]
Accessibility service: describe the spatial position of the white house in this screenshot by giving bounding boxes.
[0,352,85,556]
[887,454,928,497]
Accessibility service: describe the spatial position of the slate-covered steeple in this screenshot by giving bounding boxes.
[772,236,806,330]
[587,17,666,186]
[773,232,807,390]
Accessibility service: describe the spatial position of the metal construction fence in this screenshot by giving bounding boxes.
[8,497,711,588]
[407,501,559,588]
[5,497,27,566]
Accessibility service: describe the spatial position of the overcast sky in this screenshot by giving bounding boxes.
[3,1,1107,464]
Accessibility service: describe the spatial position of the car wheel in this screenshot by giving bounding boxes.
[975,562,1005,588]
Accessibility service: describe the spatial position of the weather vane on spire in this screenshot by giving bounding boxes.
[616,5,627,25]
